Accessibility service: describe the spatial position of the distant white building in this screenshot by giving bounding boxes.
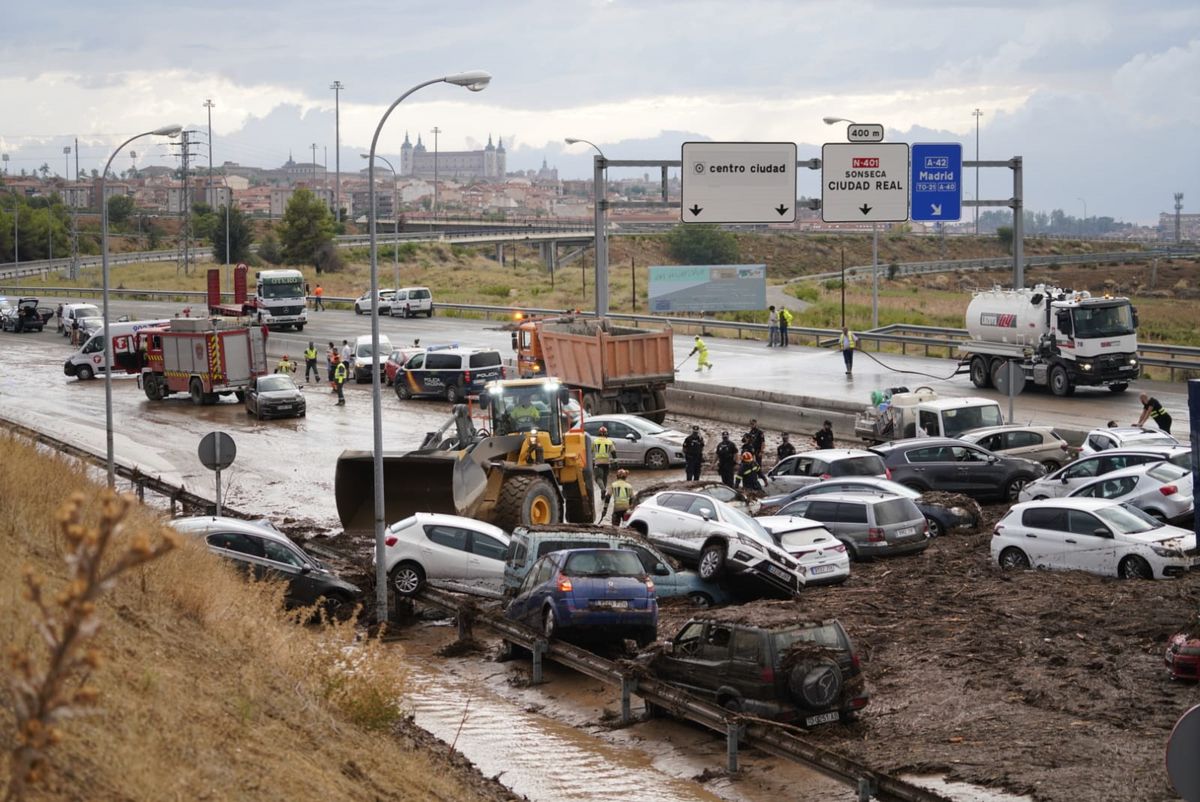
[399,132,505,181]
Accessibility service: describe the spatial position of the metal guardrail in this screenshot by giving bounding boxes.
[417,587,950,802]
[6,285,1200,379]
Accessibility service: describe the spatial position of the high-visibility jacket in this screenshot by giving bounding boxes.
[610,480,633,511]
[275,358,296,374]
[692,338,708,356]
[839,331,857,350]
[593,436,615,464]
[780,308,794,325]
[334,362,348,384]
[304,347,317,361]
[314,286,324,297]
[510,403,541,428]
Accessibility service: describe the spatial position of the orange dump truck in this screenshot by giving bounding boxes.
[513,315,674,423]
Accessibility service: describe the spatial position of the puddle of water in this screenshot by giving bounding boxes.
[903,775,1034,801]
[405,660,725,802]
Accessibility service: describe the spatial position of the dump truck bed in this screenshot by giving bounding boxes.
[537,320,674,391]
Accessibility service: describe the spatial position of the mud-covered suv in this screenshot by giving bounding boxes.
[652,609,868,727]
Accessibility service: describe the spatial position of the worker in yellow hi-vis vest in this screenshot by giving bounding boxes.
[839,326,858,375]
[609,470,633,526]
[689,335,713,372]
[304,341,319,383]
[592,426,616,498]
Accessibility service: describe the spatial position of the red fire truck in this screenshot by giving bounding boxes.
[137,318,269,404]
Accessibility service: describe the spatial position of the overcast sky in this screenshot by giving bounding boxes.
[2,0,1196,224]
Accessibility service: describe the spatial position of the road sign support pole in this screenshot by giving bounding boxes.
[1012,156,1024,288]
[620,676,634,724]
[593,155,608,318]
[871,223,879,329]
[214,436,222,517]
[726,722,739,773]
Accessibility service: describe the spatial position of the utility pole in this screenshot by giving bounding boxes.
[171,130,199,274]
[1175,193,1185,244]
[204,98,215,206]
[72,137,80,277]
[431,126,441,222]
[310,142,319,184]
[972,108,983,236]
[330,80,343,225]
[64,145,78,278]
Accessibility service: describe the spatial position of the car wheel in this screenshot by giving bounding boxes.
[1109,383,1129,394]
[926,516,945,538]
[496,640,527,662]
[542,606,558,640]
[1004,475,1032,500]
[687,591,713,608]
[718,696,743,714]
[235,390,246,403]
[644,700,667,719]
[355,306,363,315]
[998,547,1030,571]
[445,383,461,404]
[77,364,94,381]
[643,448,669,470]
[1040,460,1061,472]
[697,543,726,581]
[395,381,412,400]
[426,309,434,318]
[320,592,355,622]
[389,562,425,597]
[1049,365,1073,397]
[1119,555,1154,580]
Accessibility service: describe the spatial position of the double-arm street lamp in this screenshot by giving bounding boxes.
[366,71,491,622]
[361,152,400,291]
[823,116,881,329]
[101,124,183,487]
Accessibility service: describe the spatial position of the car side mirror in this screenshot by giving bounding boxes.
[1060,475,1070,483]
[510,332,518,350]
[299,565,312,575]
[1093,527,1111,537]
[699,508,713,521]
[654,563,670,576]
[663,642,675,655]
[987,454,998,463]
[626,433,638,442]
[1131,307,1139,328]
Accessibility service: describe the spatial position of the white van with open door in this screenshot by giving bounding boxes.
[63,318,171,380]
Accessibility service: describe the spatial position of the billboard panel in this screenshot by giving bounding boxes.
[647,265,767,313]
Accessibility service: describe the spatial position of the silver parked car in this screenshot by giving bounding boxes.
[1068,461,1194,524]
[959,425,1073,472]
[582,414,687,469]
[761,449,888,495]
[771,491,930,561]
[1019,448,1185,501]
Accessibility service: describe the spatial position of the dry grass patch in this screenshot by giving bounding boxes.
[0,433,509,802]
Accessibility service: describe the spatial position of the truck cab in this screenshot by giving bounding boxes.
[254,269,307,332]
[855,388,1005,443]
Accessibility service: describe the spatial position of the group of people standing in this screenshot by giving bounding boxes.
[765,306,795,348]
[680,418,837,494]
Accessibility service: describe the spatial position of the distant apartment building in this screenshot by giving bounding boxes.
[350,189,396,220]
[270,186,334,218]
[399,132,505,181]
[1158,212,1200,241]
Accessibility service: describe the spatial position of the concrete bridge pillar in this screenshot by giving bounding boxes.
[495,243,505,265]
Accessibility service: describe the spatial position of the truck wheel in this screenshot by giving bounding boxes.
[295,323,304,332]
[583,392,603,417]
[142,376,158,400]
[235,390,246,403]
[648,390,668,424]
[203,392,220,405]
[77,364,94,381]
[1108,383,1128,394]
[1049,365,1073,397]
[190,378,205,405]
[495,474,561,530]
[969,356,992,388]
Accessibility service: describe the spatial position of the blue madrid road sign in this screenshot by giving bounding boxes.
[910,143,962,222]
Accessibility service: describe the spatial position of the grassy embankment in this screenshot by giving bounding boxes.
[0,432,507,802]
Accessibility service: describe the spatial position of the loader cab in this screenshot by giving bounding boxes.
[512,318,546,377]
[482,380,572,446]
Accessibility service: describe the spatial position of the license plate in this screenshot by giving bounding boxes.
[592,599,628,609]
[897,527,917,537]
[766,565,792,582]
[810,564,836,575]
[804,711,839,727]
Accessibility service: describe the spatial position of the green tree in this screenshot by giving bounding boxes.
[664,224,739,264]
[258,232,282,264]
[208,204,254,264]
[107,195,135,226]
[996,225,1014,253]
[278,189,336,271]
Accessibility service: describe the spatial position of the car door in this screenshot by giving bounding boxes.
[642,492,694,544]
[656,621,709,692]
[422,523,473,581]
[1005,430,1045,463]
[949,444,1006,496]
[509,557,552,627]
[255,536,323,606]
[1050,457,1105,497]
[1063,509,1119,576]
[603,420,643,465]
[625,543,677,594]
[401,352,427,395]
[904,445,966,492]
[466,529,509,585]
[660,623,733,701]
[764,456,817,494]
[728,626,770,703]
[669,495,721,561]
[203,531,265,580]
[1016,506,1068,568]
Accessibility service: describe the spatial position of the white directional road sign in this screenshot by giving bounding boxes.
[681,142,797,224]
[821,143,910,223]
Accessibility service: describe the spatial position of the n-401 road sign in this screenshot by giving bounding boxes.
[681,142,797,224]
[820,143,909,223]
[911,143,963,222]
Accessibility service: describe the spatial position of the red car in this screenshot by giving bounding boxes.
[1165,632,1200,680]
[383,347,423,385]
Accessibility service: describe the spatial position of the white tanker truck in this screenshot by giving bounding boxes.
[957,284,1141,397]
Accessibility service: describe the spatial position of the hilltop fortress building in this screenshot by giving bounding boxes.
[399,132,506,181]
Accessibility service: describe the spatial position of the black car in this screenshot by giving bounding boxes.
[168,516,361,617]
[1,298,46,333]
[245,374,306,420]
[869,437,1044,501]
[651,608,869,726]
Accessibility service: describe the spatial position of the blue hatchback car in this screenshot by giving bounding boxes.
[505,549,659,647]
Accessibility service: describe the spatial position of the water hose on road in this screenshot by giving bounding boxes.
[854,348,963,382]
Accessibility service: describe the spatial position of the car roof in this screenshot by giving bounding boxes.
[1089,426,1173,439]
[400,512,509,540]
[1010,497,1123,512]
[786,491,913,505]
[168,516,292,544]
[1071,461,1183,487]
[918,398,1000,410]
[960,424,1054,438]
[871,437,972,453]
[787,448,879,459]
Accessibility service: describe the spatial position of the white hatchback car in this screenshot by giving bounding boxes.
[381,513,510,597]
[992,497,1198,580]
[1018,449,1177,501]
[1068,461,1194,525]
[1078,427,1179,457]
[755,515,851,586]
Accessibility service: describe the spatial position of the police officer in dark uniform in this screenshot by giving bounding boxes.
[814,420,835,450]
[746,419,765,464]
[715,431,738,488]
[776,433,796,463]
[682,425,705,481]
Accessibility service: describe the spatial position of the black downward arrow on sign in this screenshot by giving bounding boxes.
[776,204,788,216]
[859,204,872,215]
[689,205,703,216]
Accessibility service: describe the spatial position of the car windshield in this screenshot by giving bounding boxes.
[1094,503,1162,534]
[356,340,390,358]
[941,405,1004,437]
[74,305,100,317]
[723,505,771,541]
[562,550,644,577]
[260,279,303,299]
[774,624,845,652]
[1072,302,1135,339]
[627,418,668,436]
[257,375,294,392]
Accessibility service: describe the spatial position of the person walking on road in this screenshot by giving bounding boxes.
[275,354,297,376]
[333,360,348,405]
[767,306,779,347]
[683,425,705,481]
[814,420,835,450]
[840,326,857,375]
[1135,393,1173,434]
[592,426,616,498]
[304,342,319,383]
[715,432,738,487]
[779,306,793,347]
[736,452,762,492]
[609,469,633,526]
[776,433,796,463]
[340,339,353,368]
[689,335,713,371]
[327,341,339,393]
[746,419,765,464]
[313,284,325,311]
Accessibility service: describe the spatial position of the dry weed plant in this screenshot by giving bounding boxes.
[4,491,178,802]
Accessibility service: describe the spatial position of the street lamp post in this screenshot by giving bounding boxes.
[331,81,344,224]
[822,117,880,329]
[1077,197,1087,238]
[366,71,491,624]
[972,108,983,236]
[431,127,441,222]
[361,153,400,290]
[101,124,183,487]
[565,138,608,316]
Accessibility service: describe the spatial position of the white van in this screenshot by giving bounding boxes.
[389,287,433,318]
[60,302,101,338]
[63,319,170,380]
[351,333,394,383]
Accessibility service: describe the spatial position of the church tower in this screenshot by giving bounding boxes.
[496,136,506,180]
[399,131,413,176]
